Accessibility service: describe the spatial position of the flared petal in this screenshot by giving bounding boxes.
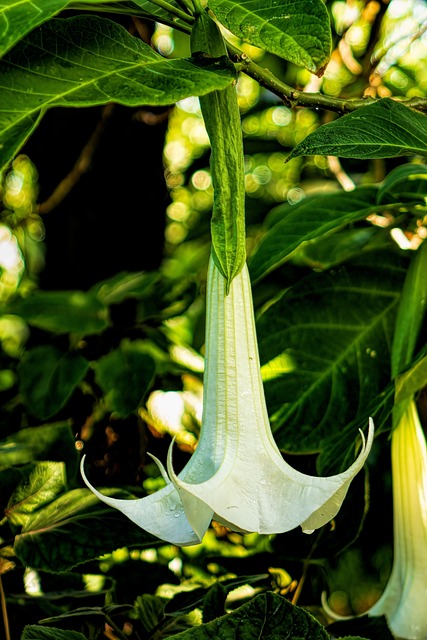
[368,400,427,639]
[81,455,213,546]
[168,257,374,535]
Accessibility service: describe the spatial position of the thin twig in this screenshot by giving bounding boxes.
[228,42,427,114]
[146,0,195,23]
[37,105,115,215]
[0,576,11,640]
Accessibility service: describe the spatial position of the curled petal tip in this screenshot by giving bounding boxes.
[80,454,203,547]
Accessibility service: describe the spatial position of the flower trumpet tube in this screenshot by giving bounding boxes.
[168,255,374,535]
[368,400,427,639]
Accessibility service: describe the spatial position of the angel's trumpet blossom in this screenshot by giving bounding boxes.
[82,254,373,545]
[367,400,427,639]
[168,256,374,535]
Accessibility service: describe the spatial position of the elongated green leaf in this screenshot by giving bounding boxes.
[168,591,329,639]
[209,0,331,73]
[377,163,427,203]
[249,186,381,282]
[22,627,87,640]
[6,461,66,528]
[18,346,89,420]
[257,250,406,454]
[0,14,235,172]
[8,290,109,334]
[287,99,427,160]
[14,487,155,570]
[94,340,156,417]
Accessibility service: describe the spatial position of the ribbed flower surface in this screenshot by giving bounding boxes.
[168,257,374,536]
[82,255,374,546]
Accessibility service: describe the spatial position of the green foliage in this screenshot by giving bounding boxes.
[7,291,109,335]
[18,347,89,420]
[22,627,87,640]
[209,0,331,73]
[257,250,405,455]
[0,0,70,57]
[93,341,155,416]
[13,488,155,571]
[249,186,391,282]
[0,15,235,172]
[287,99,427,160]
[1,0,427,638]
[167,591,330,639]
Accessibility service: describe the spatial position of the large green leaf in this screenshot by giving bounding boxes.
[167,591,329,639]
[14,487,155,570]
[0,0,191,60]
[22,627,88,640]
[257,250,406,454]
[8,290,109,334]
[18,346,89,420]
[6,461,66,528]
[93,340,156,417]
[249,186,384,282]
[287,99,427,160]
[209,0,331,74]
[0,14,235,172]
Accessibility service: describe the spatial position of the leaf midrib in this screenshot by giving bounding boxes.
[265,287,400,423]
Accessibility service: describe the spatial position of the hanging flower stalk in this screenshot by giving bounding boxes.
[368,399,427,639]
[81,7,374,546]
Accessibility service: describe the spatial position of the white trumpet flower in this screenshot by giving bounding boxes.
[81,254,373,546]
[167,256,374,536]
[368,400,427,639]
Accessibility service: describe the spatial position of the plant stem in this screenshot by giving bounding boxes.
[147,0,195,23]
[104,613,128,640]
[0,576,11,640]
[227,42,427,114]
[68,2,193,32]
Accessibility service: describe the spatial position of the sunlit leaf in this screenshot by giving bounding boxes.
[6,461,66,528]
[18,346,89,420]
[287,99,427,160]
[257,250,406,454]
[249,186,383,282]
[166,591,330,639]
[209,0,331,73]
[0,14,235,172]
[14,488,155,570]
